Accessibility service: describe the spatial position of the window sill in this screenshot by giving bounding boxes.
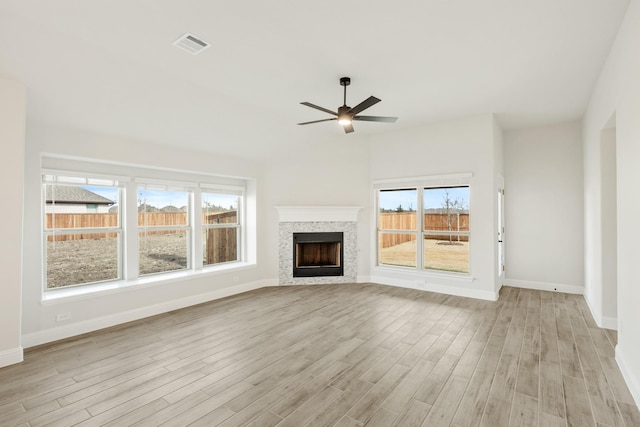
[373,265,475,283]
[41,262,256,305]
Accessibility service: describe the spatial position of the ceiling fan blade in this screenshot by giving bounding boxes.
[353,115,398,123]
[298,118,337,125]
[300,102,337,116]
[348,96,381,115]
[343,123,354,133]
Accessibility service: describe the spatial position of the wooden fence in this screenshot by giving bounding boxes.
[46,211,238,264]
[46,211,464,257]
[205,211,237,264]
[46,212,188,230]
[46,212,189,240]
[379,212,469,248]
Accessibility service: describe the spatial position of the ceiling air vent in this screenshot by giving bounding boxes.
[172,33,210,55]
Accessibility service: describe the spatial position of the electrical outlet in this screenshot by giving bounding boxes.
[56,312,71,322]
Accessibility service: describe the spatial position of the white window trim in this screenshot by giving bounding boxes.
[374,173,472,275]
[137,184,193,275]
[41,262,258,304]
[43,168,130,185]
[43,179,124,291]
[201,189,243,268]
[42,165,250,299]
[373,172,471,190]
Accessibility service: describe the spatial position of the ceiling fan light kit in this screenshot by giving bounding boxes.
[298,77,398,133]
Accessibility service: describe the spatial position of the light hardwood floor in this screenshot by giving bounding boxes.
[1,284,639,426]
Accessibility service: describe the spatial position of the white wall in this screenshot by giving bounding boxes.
[600,127,618,324]
[21,124,271,347]
[503,122,584,293]
[0,78,25,367]
[583,0,640,406]
[263,136,371,280]
[367,114,499,300]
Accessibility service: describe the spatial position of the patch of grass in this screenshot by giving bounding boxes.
[380,239,469,273]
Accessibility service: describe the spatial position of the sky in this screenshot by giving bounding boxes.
[84,186,118,202]
[83,186,238,210]
[138,189,189,209]
[379,187,469,211]
[86,184,467,211]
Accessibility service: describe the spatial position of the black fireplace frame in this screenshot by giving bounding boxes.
[292,232,344,277]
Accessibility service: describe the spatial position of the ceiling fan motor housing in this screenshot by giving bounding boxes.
[338,105,351,115]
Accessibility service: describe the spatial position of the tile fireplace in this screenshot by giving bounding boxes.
[276,206,360,285]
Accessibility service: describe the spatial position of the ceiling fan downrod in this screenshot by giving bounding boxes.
[340,76,350,107]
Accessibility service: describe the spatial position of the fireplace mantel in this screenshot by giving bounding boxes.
[275,206,362,223]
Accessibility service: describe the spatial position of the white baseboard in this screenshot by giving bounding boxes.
[616,345,640,408]
[0,346,23,368]
[504,279,584,295]
[600,316,618,330]
[22,279,278,348]
[584,290,602,327]
[583,288,618,330]
[370,275,498,301]
[357,275,372,283]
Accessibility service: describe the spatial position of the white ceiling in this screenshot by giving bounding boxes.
[0,0,629,162]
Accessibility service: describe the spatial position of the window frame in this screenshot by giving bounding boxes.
[43,175,124,290]
[421,186,471,274]
[374,174,472,275]
[376,188,419,269]
[42,167,248,295]
[201,189,243,267]
[137,184,193,276]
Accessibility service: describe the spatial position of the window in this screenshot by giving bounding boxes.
[423,187,470,273]
[43,175,122,289]
[138,187,191,276]
[42,167,247,292]
[202,191,240,266]
[376,176,470,274]
[378,189,417,268]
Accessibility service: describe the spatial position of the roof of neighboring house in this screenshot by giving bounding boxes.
[45,185,114,205]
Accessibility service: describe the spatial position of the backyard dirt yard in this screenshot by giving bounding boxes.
[47,234,187,288]
[380,239,470,273]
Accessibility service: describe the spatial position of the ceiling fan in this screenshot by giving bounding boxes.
[298,77,398,133]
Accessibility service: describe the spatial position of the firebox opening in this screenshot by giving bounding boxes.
[292,232,344,277]
[296,242,341,268]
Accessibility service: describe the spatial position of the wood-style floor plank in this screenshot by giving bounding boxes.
[394,400,432,427]
[0,283,637,426]
[420,374,467,426]
[508,392,538,427]
[450,368,494,427]
[539,361,565,419]
[562,374,595,426]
